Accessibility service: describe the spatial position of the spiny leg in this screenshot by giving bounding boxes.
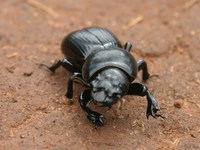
[79,89,104,126]
[41,59,84,103]
[127,82,159,118]
[41,58,79,73]
[137,59,159,82]
[66,73,90,99]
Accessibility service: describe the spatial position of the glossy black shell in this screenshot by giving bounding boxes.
[61,27,137,81]
[61,27,121,61]
[82,49,137,81]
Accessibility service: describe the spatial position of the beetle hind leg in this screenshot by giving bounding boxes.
[41,58,80,73]
[127,82,159,118]
[79,89,104,126]
[123,42,132,52]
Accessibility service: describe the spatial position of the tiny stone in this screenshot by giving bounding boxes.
[118,115,124,119]
[190,133,197,138]
[174,99,183,108]
[23,71,33,77]
[20,135,25,138]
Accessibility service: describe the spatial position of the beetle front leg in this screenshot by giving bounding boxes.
[79,89,104,126]
[66,73,90,99]
[127,82,159,118]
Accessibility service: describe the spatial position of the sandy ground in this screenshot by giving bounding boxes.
[0,0,200,149]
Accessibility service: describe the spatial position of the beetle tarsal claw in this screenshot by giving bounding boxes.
[117,98,126,110]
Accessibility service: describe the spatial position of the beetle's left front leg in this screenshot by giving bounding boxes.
[66,73,90,99]
[127,82,159,118]
[79,89,104,126]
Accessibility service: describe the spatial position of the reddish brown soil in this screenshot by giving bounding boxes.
[0,0,200,149]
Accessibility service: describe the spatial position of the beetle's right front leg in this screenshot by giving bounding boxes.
[79,89,104,126]
[127,82,159,118]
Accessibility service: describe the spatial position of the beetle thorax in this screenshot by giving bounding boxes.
[91,68,129,106]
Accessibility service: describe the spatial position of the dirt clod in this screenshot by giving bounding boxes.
[23,72,33,77]
[174,99,184,108]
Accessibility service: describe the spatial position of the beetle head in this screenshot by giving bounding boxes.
[91,68,129,106]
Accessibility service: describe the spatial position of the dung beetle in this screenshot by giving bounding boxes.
[43,27,159,126]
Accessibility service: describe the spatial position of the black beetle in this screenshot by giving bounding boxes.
[43,27,159,126]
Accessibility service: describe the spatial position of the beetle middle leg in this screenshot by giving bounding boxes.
[137,60,158,82]
[127,82,159,118]
[79,89,104,126]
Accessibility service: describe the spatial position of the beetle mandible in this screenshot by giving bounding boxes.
[43,27,159,126]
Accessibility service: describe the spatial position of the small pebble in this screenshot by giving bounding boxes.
[20,135,25,138]
[23,71,33,76]
[6,52,18,58]
[174,99,183,108]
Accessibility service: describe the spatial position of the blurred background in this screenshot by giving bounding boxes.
[0,0,200,149]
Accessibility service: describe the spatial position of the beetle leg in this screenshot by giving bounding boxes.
[41,58,79,73]
[79,89,104,126]
[123,42,132,52]
[137,60,159,82]
[66,73,90,99]
[137,59,150,81]
[127,82,159,118]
